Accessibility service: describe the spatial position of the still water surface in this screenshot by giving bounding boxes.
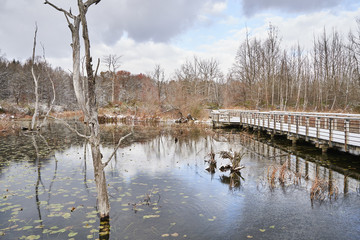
[0,123,359,239]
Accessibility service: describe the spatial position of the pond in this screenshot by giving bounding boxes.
[0,123,359,240]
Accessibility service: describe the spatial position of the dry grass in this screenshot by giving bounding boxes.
[267,165,278,188]
[0,120,19,136]
[278,162,288,184]
[310,176,339,204]
[267,162,303,189]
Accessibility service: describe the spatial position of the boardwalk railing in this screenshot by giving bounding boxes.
[211,110,360,153]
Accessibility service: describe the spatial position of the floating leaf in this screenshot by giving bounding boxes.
[247,235,253,239]
[269,225,275,229]
[22,226,33,230]
[62,213,71,219]
[26,235,41,240]
[161,233,169,237]
[68,232,78,237]
[259,229,266,232]
[171,233,179,237]
[143,215,160,219]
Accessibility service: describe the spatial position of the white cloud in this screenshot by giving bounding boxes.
[249,8,360,51]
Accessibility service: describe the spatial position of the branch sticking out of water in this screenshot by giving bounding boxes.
[219,150,245,173]
[103,131,133,168]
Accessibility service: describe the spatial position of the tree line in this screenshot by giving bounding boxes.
[1,19,360,117]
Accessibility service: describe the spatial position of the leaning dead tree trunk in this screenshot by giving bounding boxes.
[45,0,118,219]
[78,0,110,218]
[31,24,40,130]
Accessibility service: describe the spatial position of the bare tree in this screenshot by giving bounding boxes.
[103,54,121,103]
[45,0,130,223]
[31,24,40,130]
[152,64,165,105]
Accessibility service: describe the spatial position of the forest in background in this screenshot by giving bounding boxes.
[1,20,360,119]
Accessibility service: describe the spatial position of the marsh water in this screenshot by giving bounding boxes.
[0,122,359,240]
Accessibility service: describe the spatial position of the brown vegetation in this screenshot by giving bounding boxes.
[310,176,339,204]
[267,162,302,189]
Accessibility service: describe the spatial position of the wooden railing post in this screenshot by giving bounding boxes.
[329,118,333,147]
[267,114,270,129]
[344,119,349,152]
[305,117,309,141]
[296,116,299,135]
[274,114,277,130]
[228,112,230,123]
[288,115,291,133]
[316,117,320,142]
[324,117,328,129]
[280,115,284,132]
[262,113,265,128]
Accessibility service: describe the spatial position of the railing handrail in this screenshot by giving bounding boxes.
[211,110,360,120]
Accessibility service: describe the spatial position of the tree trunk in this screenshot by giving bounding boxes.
[31,25,39,130]
[78,0,110,218]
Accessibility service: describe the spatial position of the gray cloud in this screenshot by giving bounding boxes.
[242,0,343,16]
[0,0,225,63]
[89,0,225,44]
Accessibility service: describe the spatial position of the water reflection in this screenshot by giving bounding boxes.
[0,123,359,239]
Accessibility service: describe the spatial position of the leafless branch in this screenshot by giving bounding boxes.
[103,131,132,168]
[39,43,56,129]
[95,58,100,78]
[44,1,75,19]
[48,116,90,139]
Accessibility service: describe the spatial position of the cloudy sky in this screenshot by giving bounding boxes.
[1,0,360,76]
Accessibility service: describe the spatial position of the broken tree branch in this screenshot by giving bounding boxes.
[48,116,90,139]
[103,131,133,168]
[44,1,75,19]
[40,43,56,129]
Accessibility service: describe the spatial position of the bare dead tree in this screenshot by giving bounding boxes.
[152,64,165,105]
[45,0,130,221]
[103,54,122,103]
[31,23,40,130]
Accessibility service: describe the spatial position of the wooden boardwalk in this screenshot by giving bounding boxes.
[211,110,360,154]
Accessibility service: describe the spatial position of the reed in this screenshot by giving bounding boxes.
[310,176,339,203]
